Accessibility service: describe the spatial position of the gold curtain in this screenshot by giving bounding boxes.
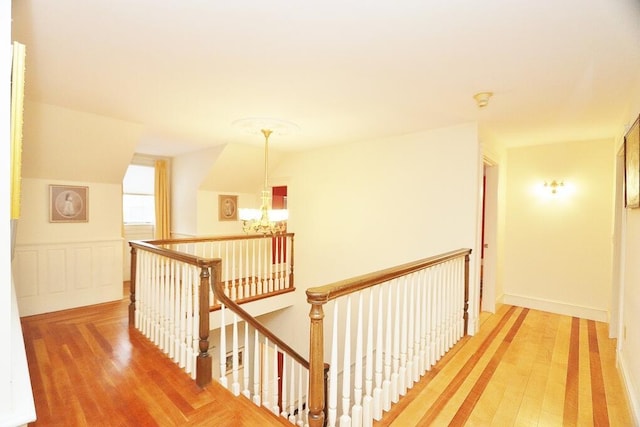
[154,159,171,239]
[10,42,26,220]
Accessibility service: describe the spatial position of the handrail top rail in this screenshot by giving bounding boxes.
[129,240,220,268]
[306,248,471,304]
[141,232,295,246]
[210,266,310,370]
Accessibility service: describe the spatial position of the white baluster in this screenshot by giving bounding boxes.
[244,240,250,299]
[258,239,264,295]
[288,356,296,423]
[383,283,392,412]
[373,285,384,420]
[427,267,436,368]
[419,269,427,375]
[352,292,363,427]
[272,344,279,415]
[232,313,240,395]
[304,367,310,427]
[219,304,227,388]
[399,277,408,397]
[178,264,187,368]
[168,260,176,359]
[296,362,303,426]
[457,258,464,339]
[363,288,374,427]
[243,321,251,399]
[268,239,274,293]
[253,330,261,405]
[281,354,288,418]
[233,240,240,300]
[448,261,456,349]
[190,270,200,380]
[407,274,417,385]
[340,295,352,427]
[296,363,306,426]
[328,301,339,427]
[263,337,270,410]
[439,264,446,359]
[185,265,194,374]
[251,239,257,297]
[391,280,400,403]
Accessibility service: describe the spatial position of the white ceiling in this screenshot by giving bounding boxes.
[11,0,640,156]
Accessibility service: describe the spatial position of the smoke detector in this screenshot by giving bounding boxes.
[473,92,493,108]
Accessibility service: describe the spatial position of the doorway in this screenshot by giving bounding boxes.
[481,161,498,313]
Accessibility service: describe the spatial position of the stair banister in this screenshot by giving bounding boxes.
[306,248,472,427]
[209,258,309,369]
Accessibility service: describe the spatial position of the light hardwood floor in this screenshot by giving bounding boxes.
[21,292,632,426]
[377,305,633,426]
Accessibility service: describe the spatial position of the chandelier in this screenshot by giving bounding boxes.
[238,128,288,235]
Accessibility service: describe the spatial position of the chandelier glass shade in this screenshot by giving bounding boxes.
[238,129,288,235]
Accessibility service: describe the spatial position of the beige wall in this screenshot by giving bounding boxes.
[259,123,482,355]
[13,102,142,315]
[503,139,615,321]
[171,145,224,236]
[21,102,142,182]
[2,0,13,414]
[618,80,640,421]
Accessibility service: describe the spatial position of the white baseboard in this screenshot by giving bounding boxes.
[502,293,608,322]
[617,349,640,426]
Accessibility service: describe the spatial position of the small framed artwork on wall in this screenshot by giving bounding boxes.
[218,194,238,221]
[625,115,640,209]
[50,185,89,222]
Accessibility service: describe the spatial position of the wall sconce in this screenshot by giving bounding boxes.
[544,180,564,194]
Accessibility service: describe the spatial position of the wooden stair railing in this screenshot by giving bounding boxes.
[210,262,313,424]
[306,248,472,427]
[129,239,217,386]
[128,233,296,390]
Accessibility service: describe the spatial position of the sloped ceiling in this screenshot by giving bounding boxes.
[11,0,640,157]
[199,143,284,193]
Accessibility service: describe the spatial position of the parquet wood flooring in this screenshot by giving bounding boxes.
[378,305,633,426]
[21,293,290,427]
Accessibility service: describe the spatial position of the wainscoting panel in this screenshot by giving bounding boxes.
[13,250,38,298]
[47,249,67,294]
[71,247,92,290]
[13,239,123,316]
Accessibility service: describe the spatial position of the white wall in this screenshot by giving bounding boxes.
[196,190,255,236]
[21,102,142,183]
[14,179,124,315]
[172,146,224,236]
[12,102,142,316]
[503,139,615,321]
[618,81,640,423]
[1,0,13,416]
[258,123,482,356]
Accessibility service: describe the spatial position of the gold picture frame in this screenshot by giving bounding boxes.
[50,185,89,222]
[218,194,238,221]
[624,115,640,209]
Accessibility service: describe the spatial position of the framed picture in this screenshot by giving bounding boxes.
[625,115,640,209]
[50,185,88,222]
[218,194,238,221]
[225,347,244,374]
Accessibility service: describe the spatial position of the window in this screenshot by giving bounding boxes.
[123,164,155,224]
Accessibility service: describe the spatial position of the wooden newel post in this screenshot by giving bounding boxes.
[307,294,327,427]
[463,253,470,336]
[128,245,137,326]
[196,264,212,387]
